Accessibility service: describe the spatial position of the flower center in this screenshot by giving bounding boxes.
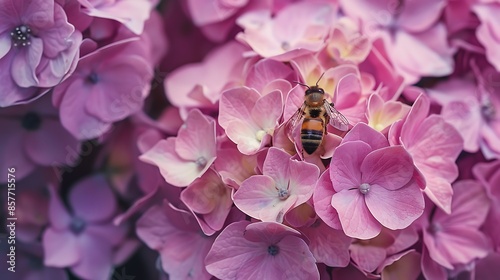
[70,216,86,235]
[11,25,32,47]
[277,187,290,200]
[359,183,371,194]
[429,222,441,234]
[21,112,42,131]
[196,156,207,168]
[481,100,496,121]
[255,129,266,142]
[86,72,99,84]
[267,244,279,256]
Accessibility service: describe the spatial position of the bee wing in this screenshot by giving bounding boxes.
[282,103,306,141]
[324,102,350,131]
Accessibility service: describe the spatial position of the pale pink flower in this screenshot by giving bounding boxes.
[428,70,500,159]
[236,1,336,60]
[42,175,129,280]
[420,180,490,274]
[324,17,371,65]
[327,123,424,239]
[340,0,454,83]
[140,109,217,187]
[366,92,410,133]
[53,39,153,140]
[473,160,500,252]
[165,41,248,110]
[389,94,463,213]
[214,146,258,189]
[77,0,158,34]
[219,87,283,155]
[180,168,233,235]
[136,202,217,280]
[473,1,500,72]
[205,221,320,280]
[186,0,271,42]
[0,0,82,107]
[233,147,319,223]
[0,94,80,182]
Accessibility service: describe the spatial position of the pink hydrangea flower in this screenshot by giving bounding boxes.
[233,147,320,223]
[389,94,463,213]
[0,0,82,107]
[214,146,258,189]
[53,38,154,140]
[136,202,218,280]
[340,0,454,83]
[324,17,371,65]
[420,180,491,278]
[366,93,410,133]
[324,123,424,239]
[205,221,320,280]
[473,1,500,72]
[473,160,500,252]
[236,1,336,61]
[428,70,500,159]
[43,175,129,280]
[165,41,248,111]
[0,94,80,182]
[219,87,283,155]
[180,168,233,235]
[77,0,158,34]
[140,109,216,187]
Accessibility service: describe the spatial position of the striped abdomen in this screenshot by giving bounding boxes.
[301,118,325,154]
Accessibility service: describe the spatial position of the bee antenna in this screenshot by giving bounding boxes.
[293,81,310,89]
[315,72,326,86]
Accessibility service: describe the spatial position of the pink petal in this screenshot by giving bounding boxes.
[251,89,283,130]
[331,189,382,239]
[330,141,372,192]
[219,87,260,129]
[175,109,216,162]
[350,244,387,272]
[300,221,351,267]
[69,175,117,222]
[186,0,243,25]
[234,175,297,223]
[244,221,302,244]
[379,250,421,280]
[140,138,209,187]
[24,119,79,166]
[365,182,424,230]
[11,37,43,87]
[47,185,71,230]
[70,234,113,280]
[245,59,293,93]
[42,228,80,267]
[288,157,319,204]
[262,147,292,189]
[313,171,342,230]
[0,121,35,182]
[341,122,388,150]
[396,0,446,32]
[421,245,447,280]
[59,79,112,140]
[360,146,414,191]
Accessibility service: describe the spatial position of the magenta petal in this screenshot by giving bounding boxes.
[350,244,387,272]
[330,141,372,192]
[421,245,447,280]
[360,146,414,190]
[69,175,117,222]
[365,182,424,230]
[251,89,283,130]
[397,0,446,32]
[43,228,80,267]
[331,190,381,239]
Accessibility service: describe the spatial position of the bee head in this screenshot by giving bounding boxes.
[305,86,324,95]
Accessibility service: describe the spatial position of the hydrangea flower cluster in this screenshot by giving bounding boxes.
[1,0,500,279]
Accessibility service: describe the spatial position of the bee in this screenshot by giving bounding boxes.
[284,74,350,155]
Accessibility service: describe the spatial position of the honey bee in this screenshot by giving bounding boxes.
[284,74,350,155]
